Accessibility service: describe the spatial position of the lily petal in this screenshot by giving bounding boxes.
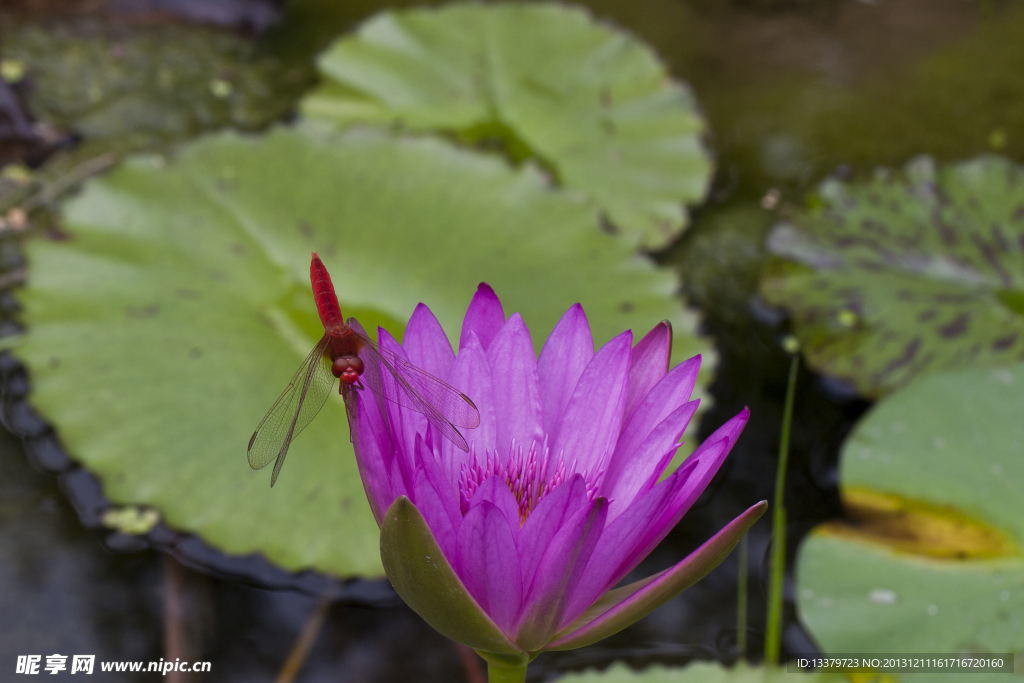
[656,408,750,520]
[614,437,732,586]
[603,411,749,594]
[537,304,593,441]
[380,497,523,656]
[412,435,463,563]
[515,498,607,651]
[444,333,497,481]
[590,409,751,576]
[487,313,544,455]
[404,303,456,381]
[458,500,523,634]
[352,388,395,526]
[562,455,701,625]
[389,449,412,502]
[547,501,768,650]
[460,283,505,353]
[379,328,429,461]
[602,399,700,517]
[622,322,673,426]
[517,474,588,591]
[348,318,399,517]
[469,475,522,545]
[553,331,632,476]
[601,355,701,500]
[413,467,460,566]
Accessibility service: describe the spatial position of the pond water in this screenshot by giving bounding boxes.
[0,0,1019,680]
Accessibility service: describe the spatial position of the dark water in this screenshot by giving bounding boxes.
[0,0,1019,680]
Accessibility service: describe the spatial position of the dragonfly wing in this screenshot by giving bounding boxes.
[248,335,336,485]
[354,330,480,452]
[384,359,481,429]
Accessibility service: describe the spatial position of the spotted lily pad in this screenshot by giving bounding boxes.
[301,2,712,249]
[797,363,1024,668]
[761,155,1024,397]
[12,123,711,577]
[1,22,308,146]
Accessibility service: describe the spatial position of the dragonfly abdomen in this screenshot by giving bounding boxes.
[310,252,343,326]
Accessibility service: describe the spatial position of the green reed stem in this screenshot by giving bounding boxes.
[765,352,799,665]
[736,532,748,659]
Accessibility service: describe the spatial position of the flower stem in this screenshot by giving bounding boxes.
[736,532,748,660]
[765,352,799,665]
[486,662,528,683]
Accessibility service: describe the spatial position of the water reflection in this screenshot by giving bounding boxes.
[0,425,162,677]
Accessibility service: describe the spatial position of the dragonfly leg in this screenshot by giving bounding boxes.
[343,385,358,443]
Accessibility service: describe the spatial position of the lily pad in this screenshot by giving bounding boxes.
[797,363,1024,668]
[301,2,713,249]
[761,155,1024,397]
[557,662,847,682]
[1,22,309,147]
[12,123,711,577]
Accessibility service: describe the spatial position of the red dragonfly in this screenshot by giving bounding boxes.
[248,253,480,486]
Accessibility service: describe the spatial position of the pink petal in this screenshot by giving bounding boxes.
[443,333,497,483]
[646,408,750,533]
[701,406,749,452]
[390,451,411,503]
[622,322,672,426]
[562,458,698,626]
[378,328,429,461]
[615,438,730,584]
[516,474,588,590]
[537,304,594,441]
[514,497,607,651]
[587,409,749,606]
[602,399,700,518]
[468,475,522,545]
[352,388,395,526]
[413,467,460,567]
[601,356,701,500]
[457,501,523,634]
[487,313,544,455]
[404,303,455,381]
[552,331,632,477]
[547,501,767,651]
[460,283,505,353]
[413,434,462,532]
[349,318,401,515]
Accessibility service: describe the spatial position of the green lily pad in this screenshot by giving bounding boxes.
[760,154,1024,398]
[796,363,1024,667]
[301,2,712,249]
[556,662,846,682]
[12,123,711,577]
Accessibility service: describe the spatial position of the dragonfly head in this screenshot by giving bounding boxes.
[332,355,364,384]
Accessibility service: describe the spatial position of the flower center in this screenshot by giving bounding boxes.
[457,438,599,524]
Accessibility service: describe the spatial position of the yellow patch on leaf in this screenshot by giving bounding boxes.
[819,488,1017,560]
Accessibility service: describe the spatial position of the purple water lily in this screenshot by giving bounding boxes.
[353,285,766,681]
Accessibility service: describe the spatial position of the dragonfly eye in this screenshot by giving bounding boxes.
[332,355,364,381]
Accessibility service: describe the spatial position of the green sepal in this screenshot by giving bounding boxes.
[380,496,525,657]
